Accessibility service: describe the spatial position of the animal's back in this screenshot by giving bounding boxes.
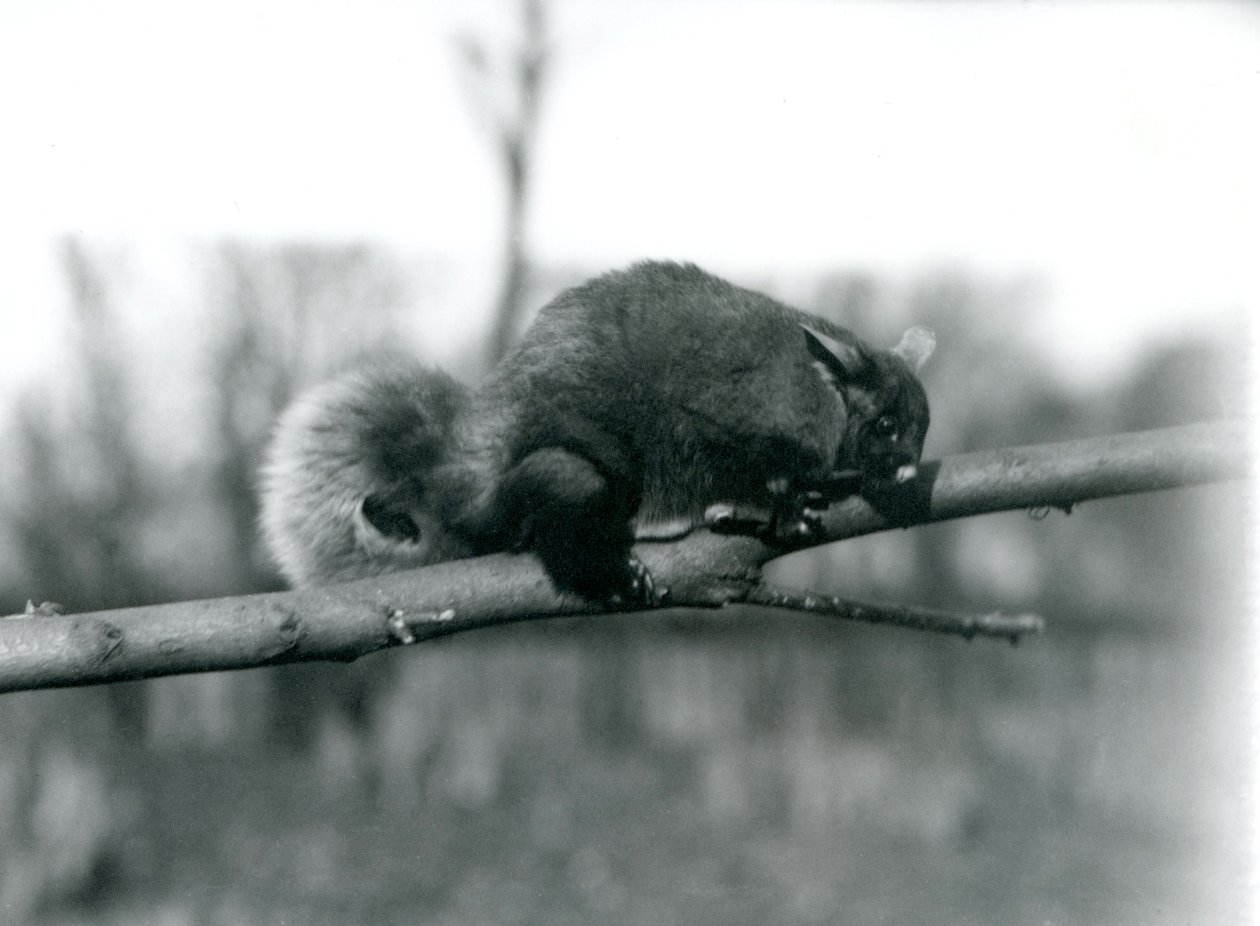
[486,261,849,523]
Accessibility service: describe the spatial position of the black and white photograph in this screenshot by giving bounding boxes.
[0,1,1255,923]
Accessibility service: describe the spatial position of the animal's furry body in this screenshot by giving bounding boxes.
[432,261,931,599]
[259,361,470,586]
[260,261,933,597]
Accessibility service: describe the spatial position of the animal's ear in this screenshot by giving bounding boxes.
[891,326,936,372]
[800,323,869,382]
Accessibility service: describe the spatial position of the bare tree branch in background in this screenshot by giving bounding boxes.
[5,240,166,731]
[1,422,1248,694]
[457,0,548,364]
[10,240,158,608]
[206,242,419,593]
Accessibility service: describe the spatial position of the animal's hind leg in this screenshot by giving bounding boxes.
[498,448,658,604]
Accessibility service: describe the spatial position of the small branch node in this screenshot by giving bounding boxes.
[386,608,458,645]
[91,619,124,664]
[264,604,305,658]
[386,609,416,645]
[970,611,1045,645]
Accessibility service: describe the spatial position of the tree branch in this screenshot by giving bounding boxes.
[0,422,1249,694]
[809,419,1248,542]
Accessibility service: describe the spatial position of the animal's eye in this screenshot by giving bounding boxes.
[871,415,897,438]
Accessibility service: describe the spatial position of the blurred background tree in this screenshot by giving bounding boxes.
[0,239,1245,925]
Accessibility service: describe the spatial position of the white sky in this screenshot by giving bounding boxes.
[0,0,1257,391]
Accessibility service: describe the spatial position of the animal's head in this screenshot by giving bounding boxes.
[802,323,935,484]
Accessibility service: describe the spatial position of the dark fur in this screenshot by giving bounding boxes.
[431,261,931,600]
[262,262,931,595]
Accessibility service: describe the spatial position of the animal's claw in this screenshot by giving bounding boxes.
[607,556,667,608]
[706,502,772,536]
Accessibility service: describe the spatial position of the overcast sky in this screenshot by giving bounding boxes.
[1,0,1256,390]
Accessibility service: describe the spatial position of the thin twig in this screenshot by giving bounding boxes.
[745,584,1044,644]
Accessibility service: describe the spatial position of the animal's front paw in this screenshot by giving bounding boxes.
[770,500,826,545]
[704,499,822,547]
[606,556,667,609]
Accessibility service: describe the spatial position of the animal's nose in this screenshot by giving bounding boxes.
[869,445,919,482]
[893,463,917,484]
